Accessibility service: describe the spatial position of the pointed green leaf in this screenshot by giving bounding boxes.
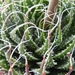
[54,41,74,59]
[24,52,38,60]
[46,52,57,68]
[35,39,48,56]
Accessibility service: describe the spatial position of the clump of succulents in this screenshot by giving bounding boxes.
[0,0,75,75]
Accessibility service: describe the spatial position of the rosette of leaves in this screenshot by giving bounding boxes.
[0,0,75,75]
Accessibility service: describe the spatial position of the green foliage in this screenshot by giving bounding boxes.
[0,0,75,75]
[35,39,48,56]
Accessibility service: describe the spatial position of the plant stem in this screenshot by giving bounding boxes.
[43,0,59,29]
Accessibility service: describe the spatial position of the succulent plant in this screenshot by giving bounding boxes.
[0,0,75,75]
